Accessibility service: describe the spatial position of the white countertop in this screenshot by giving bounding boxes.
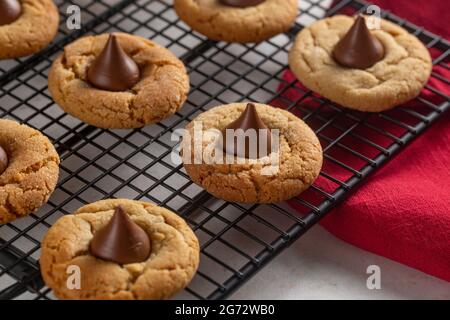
[230,224,450,300]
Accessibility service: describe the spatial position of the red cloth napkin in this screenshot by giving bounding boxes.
[286,0,450,281]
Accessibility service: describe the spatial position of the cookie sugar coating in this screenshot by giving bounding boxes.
[40,199,200,300]
[182,103,323,203]
[289,15,432,112]
[0,119,60,224]
[174,0,298,43]
[0,0,59,59]
[48,33,190,129]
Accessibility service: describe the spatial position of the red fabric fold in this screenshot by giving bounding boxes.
[286,0,450,281]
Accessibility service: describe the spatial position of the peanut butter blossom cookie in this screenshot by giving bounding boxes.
[0,0,59,59]
[182,103,323,203]
[174,0,298,43]
[0,119,60,224]
[48,33,190,129]
[288,15,432,112]
[40,199,200,300]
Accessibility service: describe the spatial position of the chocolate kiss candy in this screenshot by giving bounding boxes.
[222,103,272,159]
[219,0,265,8]
[90,205,151,264]
[333,15,385,69]
[87,34,140,91]
[0,146,8,175]
[0,0,21,26]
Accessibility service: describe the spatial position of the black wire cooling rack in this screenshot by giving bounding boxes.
[0,0,449,300]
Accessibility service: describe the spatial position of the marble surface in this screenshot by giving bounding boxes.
[230,224,450,300]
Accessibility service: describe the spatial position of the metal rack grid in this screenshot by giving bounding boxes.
[0,0,448,300]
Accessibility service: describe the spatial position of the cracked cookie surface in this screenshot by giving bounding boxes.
[0,119,60,224]
[288,15,432,112]
[48,33,190,129]
[0,0,59,59]
[182,103,323,203]
[174,0,298,43]
[40,199,200,300]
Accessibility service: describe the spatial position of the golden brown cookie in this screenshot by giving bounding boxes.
[40,199,200,300]
[0,119,60,224]
[0,0,59,59]
[182,103,323,203]
[174,0,298,43]
[48,33,190,129]
[288,15,432,112]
